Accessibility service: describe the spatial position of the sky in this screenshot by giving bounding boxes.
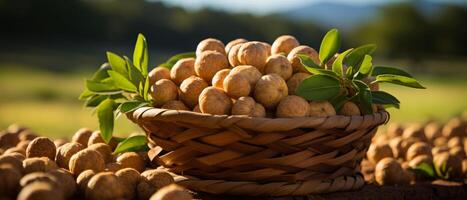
[157,0,465,15]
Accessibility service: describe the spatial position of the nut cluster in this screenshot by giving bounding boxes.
[363,114,467,185]
[0,124,192,200]
[148,35,376,118]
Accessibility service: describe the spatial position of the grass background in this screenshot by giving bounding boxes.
[1,52,466,139]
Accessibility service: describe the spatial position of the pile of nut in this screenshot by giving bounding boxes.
[0,125,191,200]
[148,35,366,118]
[363,113,467,185]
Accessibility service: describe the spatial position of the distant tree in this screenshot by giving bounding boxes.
[351,3,434,62]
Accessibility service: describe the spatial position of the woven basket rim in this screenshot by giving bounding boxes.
[130,107,389,132]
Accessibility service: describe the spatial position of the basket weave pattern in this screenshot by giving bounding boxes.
[130,107,389,196]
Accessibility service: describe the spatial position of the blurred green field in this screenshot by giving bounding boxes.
[1,63,466,139]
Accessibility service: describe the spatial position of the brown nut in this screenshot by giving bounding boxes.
[149,67,170,86]
[276,95,310,118]
[367,143,394,164]
[254,74,288,109]
[229,65,262,87]
[105,162,123,172]
[170,58,196,85]
[448,137,463,148]
[0,132,20,149]
[17,181,64,200]
[237,41,269,72]
[195,50,228,82]
[76,170,96,192]
[116,152,145,172]
[406,142,432,161]
[374,158,404,185]
[20,172,60,190]
[434,152,462,179]
[211,69,231,90]
[137,179,156,200]
[71,128,93,147]
[55,142,84,169]
[231,96,255,116]
[4,146,26,156]
[179,76,209,108]
[116,168,141,200]
[26,137,56,160]
[225,38,247,54]
[286,72,310,95]
[69,149,105,176]
[442,118,466,138]
[53,139,67,148]
[198,86,232,115]
[161,100,189,111]
[150,184,193,200]
[85,172,125,200]
[338,101,361,116]
[141,169,174,190]
[0,154,24,171]
[0,164,22,197]
[408,155,433,169]
[449,146,465,159]
[18,130,38,141]
[23,157,58,174]
[49,169,76,198]
[287,45,319,73]
[386,123,404,138]
[252,103,266,118]
[271,35,300,55]
[402,124,427,141]
[424,122,442,141]
[309,101,336,117]
[87,143,113,163]
[196,38,226,57]
[264,54,293,80]
[87,131,118,150]
[223,73,251,99]
[150,79,178,107]
[228,43,243,67]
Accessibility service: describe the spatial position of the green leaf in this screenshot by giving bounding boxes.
[124,56,144,86]
[298,54,339,77]
[372,66,413,77]
[91,63,112,81]
[143,76,150,101]
[346,66,354,79]
[107,52,128,76]
[355,55,373,79]
[298,54,320,69]
[411,162,435,178]
[79,88,94,100]
[374,74,426,89]
[96,99,115,143]
[319,28,341,65]
[118,101,149,113]
[297,75,342,101]
[114,135,148,154]
[107,70,138,92]
[86,79,119,93]
[332,48,353,77]
[329,95,349,112]
[371,91,400,109]
[345,44,377,74]
[353,80,373,114]
[133,34,149,76]
[159,52,196,69]
[85,95,108,107]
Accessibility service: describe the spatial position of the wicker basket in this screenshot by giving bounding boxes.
[129,107,389,196]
